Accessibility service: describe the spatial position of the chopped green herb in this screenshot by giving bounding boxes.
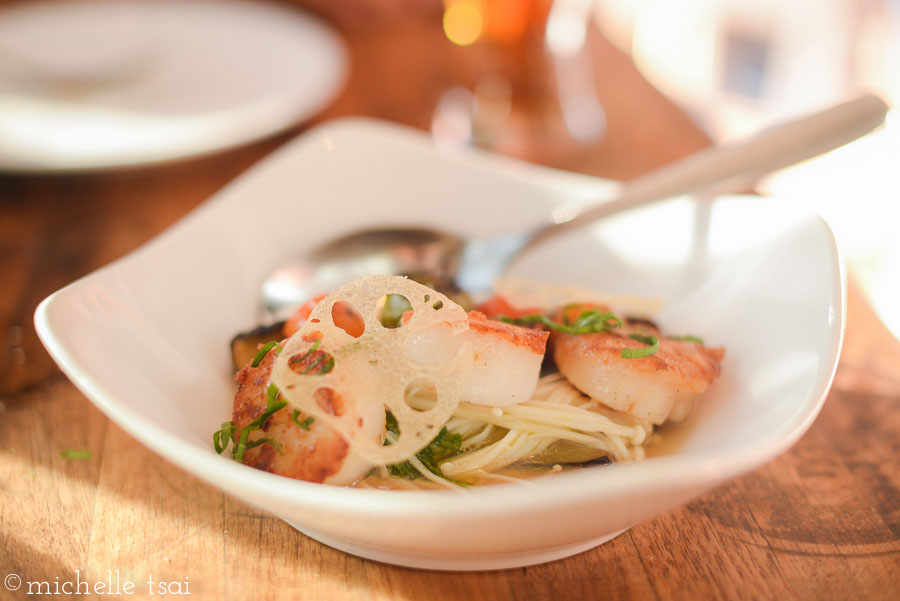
[213,385,288,461]
[380,294,413,328]
[213,421,235,454]
[384,412,468,485]
[232,427,251,462]
[245,437,284,454]
[60,449,92,460]
[301,338,322,357]
[291,410,314,430]
[384,411,400,437]
[266,383,280,406]
[251,398,289,427]
[621,334,660,358]
[499,308,623,335]
[287,339,334,375]
[670,335,704,344]
[300,351,334,374]
[386,459,419,480]
[413,427,464,476]
[501,309,662,359]
[251,341,282,367]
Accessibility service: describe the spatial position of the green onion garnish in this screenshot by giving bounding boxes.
[380,294,413,328]
[288,339,334,375]
[245,399,288,433]
[670,335,704,344]
[232,427,251,462]
[291,410,314,430]
[621,334,660,358]
[60,449,92,460]
[251,341,282,367]
[500,308,665,360]
[304,338,322,356]
[218,343,291,458]
[213,385,288,461]
[498,309,622,335]
[266,383,280,407]
[245,437,284,454]
[383,412,469,486]
[301,353,325,374]
[213,421,234,454]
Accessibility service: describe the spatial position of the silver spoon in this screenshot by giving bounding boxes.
[263,94,889,318]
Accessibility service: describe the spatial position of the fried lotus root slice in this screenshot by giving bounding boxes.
[270,275,474,465]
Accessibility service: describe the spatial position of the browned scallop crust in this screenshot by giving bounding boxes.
[551,325,725,423]
[232,348,350,483]
[467,311,549,355]
[554,329,723,386]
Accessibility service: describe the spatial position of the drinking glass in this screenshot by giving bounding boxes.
[432,0,606,168]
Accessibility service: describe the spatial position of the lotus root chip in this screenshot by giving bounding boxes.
[270,275,473,464]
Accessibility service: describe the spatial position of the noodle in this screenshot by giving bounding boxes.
[366,373,654,488]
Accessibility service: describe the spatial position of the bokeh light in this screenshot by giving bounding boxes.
[443,1,483,46]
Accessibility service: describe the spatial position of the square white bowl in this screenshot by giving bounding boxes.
[36,118,843,570]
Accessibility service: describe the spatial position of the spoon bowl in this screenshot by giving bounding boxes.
[262,227,463,318]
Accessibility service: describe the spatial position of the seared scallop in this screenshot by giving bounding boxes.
[552,320,724,424]
[232,346,384,485]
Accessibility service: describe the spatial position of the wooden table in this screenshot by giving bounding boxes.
[1,11,898,601]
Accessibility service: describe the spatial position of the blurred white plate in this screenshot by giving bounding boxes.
[0,0,347,172]
[35,119,843,571]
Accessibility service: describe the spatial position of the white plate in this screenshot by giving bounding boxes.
[0,0,347,172]
[35,119,843,570]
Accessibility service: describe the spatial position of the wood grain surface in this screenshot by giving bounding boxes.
[1,8,898,601]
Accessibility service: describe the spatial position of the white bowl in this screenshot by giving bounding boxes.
[35,119,843,571]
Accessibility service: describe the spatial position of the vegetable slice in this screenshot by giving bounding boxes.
[270,276,474,465]
[621,334,660,358]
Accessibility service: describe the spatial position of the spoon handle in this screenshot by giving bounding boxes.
[524,94,889,249]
